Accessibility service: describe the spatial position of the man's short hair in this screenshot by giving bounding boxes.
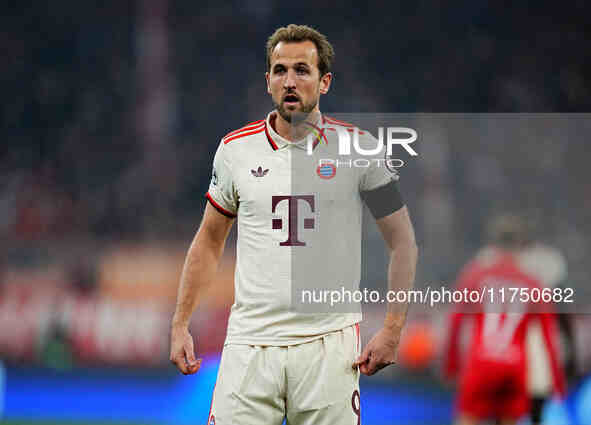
[266,24,334,77]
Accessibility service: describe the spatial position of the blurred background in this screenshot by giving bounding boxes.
[1,0,590,424]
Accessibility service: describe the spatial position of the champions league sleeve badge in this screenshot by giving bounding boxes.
[211,167,218,185]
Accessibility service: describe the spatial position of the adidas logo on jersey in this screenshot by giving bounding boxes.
[251,166,269,177]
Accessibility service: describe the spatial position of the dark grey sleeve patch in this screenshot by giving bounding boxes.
[360,179,404,219]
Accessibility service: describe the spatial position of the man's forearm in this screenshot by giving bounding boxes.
[384,240,418,331]
[172,232,225,328]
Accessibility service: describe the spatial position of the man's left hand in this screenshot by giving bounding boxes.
[353,327,401,376]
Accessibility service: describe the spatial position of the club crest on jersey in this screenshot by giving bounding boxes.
[251,166,269,177]
[208,415,215,425]
[316,163,336,179]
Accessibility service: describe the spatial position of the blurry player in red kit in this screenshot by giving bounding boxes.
[444,215,566,425]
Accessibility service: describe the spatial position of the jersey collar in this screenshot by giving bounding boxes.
[265,111,326,152]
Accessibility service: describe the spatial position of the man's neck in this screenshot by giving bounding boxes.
[273,109,322,142]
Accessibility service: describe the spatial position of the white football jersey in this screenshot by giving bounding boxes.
[206,111,397,345]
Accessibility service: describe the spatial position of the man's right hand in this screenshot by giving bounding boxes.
[170,325,201,375]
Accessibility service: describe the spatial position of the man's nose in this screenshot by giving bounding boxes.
[283,69,297,90]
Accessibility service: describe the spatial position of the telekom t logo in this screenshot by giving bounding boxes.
[271,195,315,246]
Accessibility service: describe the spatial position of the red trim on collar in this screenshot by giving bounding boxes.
[264,121,279,151]
[265,113,326,151]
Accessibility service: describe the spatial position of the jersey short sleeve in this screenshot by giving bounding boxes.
[206,141,238,217]
[359,159,399,192]
[358,132,399,192]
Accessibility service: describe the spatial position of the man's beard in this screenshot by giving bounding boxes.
[274,97,318,125]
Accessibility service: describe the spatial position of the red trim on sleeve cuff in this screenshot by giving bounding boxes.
[205,192,237,218]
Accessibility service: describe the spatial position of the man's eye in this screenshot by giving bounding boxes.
[296,68,309,75]
[274,68,285,74]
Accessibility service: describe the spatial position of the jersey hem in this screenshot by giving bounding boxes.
[223,318,362,347]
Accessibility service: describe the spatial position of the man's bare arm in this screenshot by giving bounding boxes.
[170,203,234,374]
[378,206,418,333]
[354,206,418,375]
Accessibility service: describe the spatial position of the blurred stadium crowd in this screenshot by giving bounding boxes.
[1,0,590,376]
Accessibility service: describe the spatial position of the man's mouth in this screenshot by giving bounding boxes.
[283,94,300,106]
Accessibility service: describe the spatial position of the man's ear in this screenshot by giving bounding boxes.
[319,72,332,95]
[265,72,271,94]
